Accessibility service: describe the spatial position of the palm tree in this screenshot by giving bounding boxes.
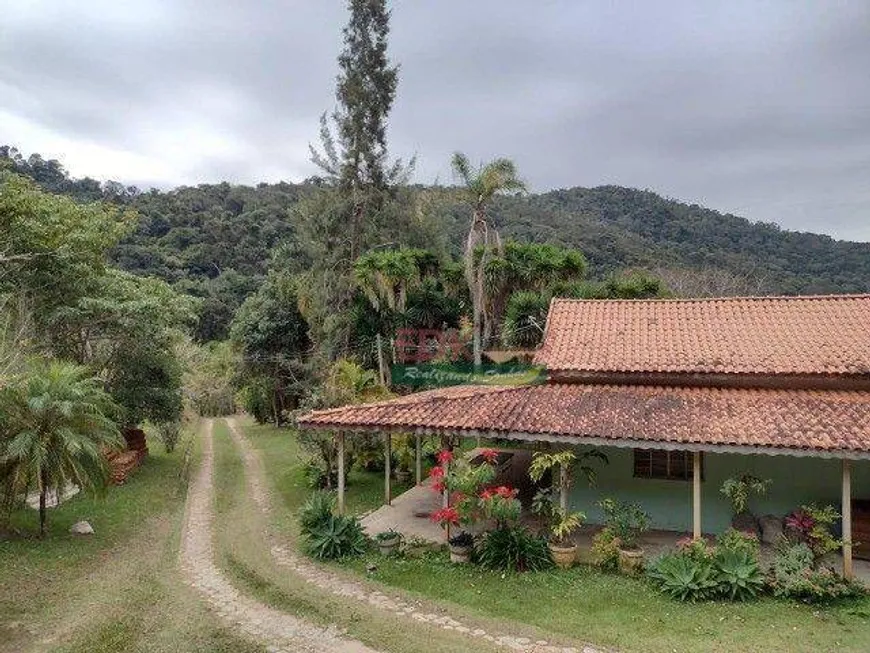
[451,153,526,367]
[1,361,122,536]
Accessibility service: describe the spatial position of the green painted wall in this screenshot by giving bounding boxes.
[568,447,870,534]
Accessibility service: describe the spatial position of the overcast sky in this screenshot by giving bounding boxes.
[2,1,869,241]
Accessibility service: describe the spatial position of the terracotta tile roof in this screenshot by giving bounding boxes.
[534,295,870,377]
[298,383,870,456]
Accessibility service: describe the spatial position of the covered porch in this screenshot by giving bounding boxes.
[354,442,870,582]
[299,382,870,580]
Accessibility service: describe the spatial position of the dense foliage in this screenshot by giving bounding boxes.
[769,542,865,603]
[6,147,868,351]
[476,524,553,572]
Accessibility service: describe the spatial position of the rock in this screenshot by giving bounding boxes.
[759,514,784,544]
[70,520,94,535]
[365,563,378,573]
[731,512,760,537]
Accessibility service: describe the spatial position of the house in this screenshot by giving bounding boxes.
[298,295,870,577]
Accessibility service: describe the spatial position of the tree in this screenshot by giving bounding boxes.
[231,273,310,425]
[451,153,526,366]
[0,171,134,330]
[309,0,411,262]
[48,269,195,428]
[0,361,122,536]
[483,241,586,345]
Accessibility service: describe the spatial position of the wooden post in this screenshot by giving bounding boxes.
[384,432,392,506]
[337,432,346,515]
[415,434,422,485]
[693,451,702,540]
[843,459,853,579]
[559,462,569,513]
[441,435,450,541]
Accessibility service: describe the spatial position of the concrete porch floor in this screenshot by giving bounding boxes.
[361,479,870,583]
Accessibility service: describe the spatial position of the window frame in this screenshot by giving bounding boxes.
[632,448,703,482]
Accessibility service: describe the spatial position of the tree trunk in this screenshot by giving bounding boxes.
[473,302,482,368]
[38,475,47,538]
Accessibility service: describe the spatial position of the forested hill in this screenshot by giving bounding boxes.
[4,146,870,340]
[488,186,870,295]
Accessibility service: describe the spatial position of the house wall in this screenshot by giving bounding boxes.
[568,447,870,534]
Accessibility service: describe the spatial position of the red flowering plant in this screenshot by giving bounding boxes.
[479,485,522,527]
[479,448,499,465]
[428,448,498,531]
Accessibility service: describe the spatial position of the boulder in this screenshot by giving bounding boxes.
[731,512,760,537]
[70,520,94,535]
[759,514,784,544]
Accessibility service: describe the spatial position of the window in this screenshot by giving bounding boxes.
[633,449,701,481]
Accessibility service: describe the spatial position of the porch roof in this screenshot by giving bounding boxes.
[297,383,870,459]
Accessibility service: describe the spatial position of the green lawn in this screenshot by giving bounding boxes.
[242,418,870,653]
[0,426,263,653]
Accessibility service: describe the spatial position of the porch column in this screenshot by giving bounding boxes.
[692,451,702,540]
[415,434,422,485]
[559,462,569,512]
[441,435,450,541]
[337,432,346,515]
[384,432,392,506]
[843,459,853,579]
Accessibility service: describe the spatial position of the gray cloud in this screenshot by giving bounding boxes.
[1,0,868,240]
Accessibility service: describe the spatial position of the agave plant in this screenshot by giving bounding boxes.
[304,514,368,560]
[713,549,765,601]
[647,553,719,602]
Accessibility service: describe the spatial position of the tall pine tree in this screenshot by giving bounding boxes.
[310,0,410,261]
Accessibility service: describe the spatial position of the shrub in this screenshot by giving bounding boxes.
[156,420,182,453]
[301,458,330,489]
[591,526,621,571]
[769,542,866,603]
[476,525,553,572]
[717,528,761,558]
[785,504,842,559]
[598,498,650,550]
[304,514,368,560]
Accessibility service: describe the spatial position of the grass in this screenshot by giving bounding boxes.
[0,425,264,653]
[211,418,502,653]
[240,418,870,653]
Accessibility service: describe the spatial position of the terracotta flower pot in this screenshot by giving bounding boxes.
[618,547,645,575]
[549,542,578,569]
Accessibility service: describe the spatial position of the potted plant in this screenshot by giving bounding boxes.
[375,529,401,555]
[599,498,650,574]
[528,448,606,566]
[531,486,585,568]
[720,473,771,536]
[393,434,414,483]
[548,507,585,569]
[448,530,474,563]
